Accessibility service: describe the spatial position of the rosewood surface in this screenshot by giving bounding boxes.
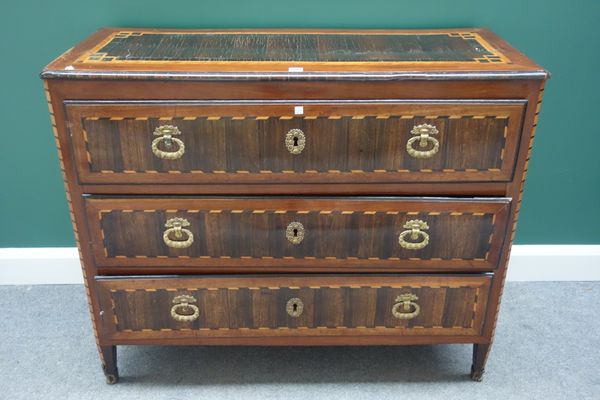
[42,28,547,78]
[42,28,547,384]
[67,101,524,185]
[96,274,491,342]
[85,196,509,272]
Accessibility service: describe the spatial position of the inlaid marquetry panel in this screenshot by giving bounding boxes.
[96,275,491,340]
[43,28,547,79]
[66,101,525,185]
[84,197,510,272]
[80,31,507,64]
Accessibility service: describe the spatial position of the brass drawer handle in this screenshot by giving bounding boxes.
[406,124,439,158]
[398,219,430,250]
[285,129,306,154]
[163,217,194,249]
[392,293,420,320]
[152,125,185,160]
[286,221,305,244]
[171,295,199,322]
[286,297,304,317]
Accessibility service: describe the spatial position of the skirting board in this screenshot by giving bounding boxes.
[0,245,599,285]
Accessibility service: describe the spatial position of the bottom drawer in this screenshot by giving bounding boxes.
[96,275,491,344]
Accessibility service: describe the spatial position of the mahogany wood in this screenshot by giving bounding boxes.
[42,28,546,78]
[95,274,491,341]
[85,196,510,272]
[471,343,491,381]
[66,101,524,185]
[41,28,547,383]
[100,346,118,384]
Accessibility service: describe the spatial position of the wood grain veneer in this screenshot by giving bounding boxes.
[42,28,547,383]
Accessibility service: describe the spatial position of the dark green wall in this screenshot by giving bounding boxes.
[1,0,599,247]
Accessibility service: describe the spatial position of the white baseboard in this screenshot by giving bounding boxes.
[0,248,83,285]
[0,245,599,285]
[505,245,600,281]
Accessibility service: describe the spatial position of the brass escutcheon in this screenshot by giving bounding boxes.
[163,217,194,249]
[406,124,440,158]
[152,125,185,160]
[285,129,306,154]
[391,293,421,320]
[398,219,430,250]
[286,297,304,317]
[286,222,305,244]
[170,294,200,322]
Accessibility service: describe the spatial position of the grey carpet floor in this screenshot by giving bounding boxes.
[0,282,599,400]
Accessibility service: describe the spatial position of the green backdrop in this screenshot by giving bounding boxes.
[1,0,599,247]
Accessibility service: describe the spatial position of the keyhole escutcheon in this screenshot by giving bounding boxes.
[285,129,306,155]
[286,298,304,317]
[286,222,305,244]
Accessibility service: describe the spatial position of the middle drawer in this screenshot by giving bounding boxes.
[85,197,510,273]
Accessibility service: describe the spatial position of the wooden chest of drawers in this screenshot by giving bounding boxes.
[41,28,547,383]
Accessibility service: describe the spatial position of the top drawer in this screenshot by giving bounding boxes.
[65,101,525,185]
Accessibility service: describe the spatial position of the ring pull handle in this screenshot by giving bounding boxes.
[398,219,430,250]
[152,125,185,160]
[163,217,194,249]
[286,297,304,317]
[170,294,199,322]
[285,129,306,154]
[392,293,421,320]
[286,222,305,244]
[406,124,439,158]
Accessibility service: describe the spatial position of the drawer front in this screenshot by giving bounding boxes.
[67,101,525,185]
[96,275,491,342]
[85,197,510,272]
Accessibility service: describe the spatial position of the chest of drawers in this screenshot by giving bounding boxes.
[41,28,547,383]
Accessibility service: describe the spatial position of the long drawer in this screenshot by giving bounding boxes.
[85,197,510,273]
[67,101,525,185]
[96,274,492,344]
